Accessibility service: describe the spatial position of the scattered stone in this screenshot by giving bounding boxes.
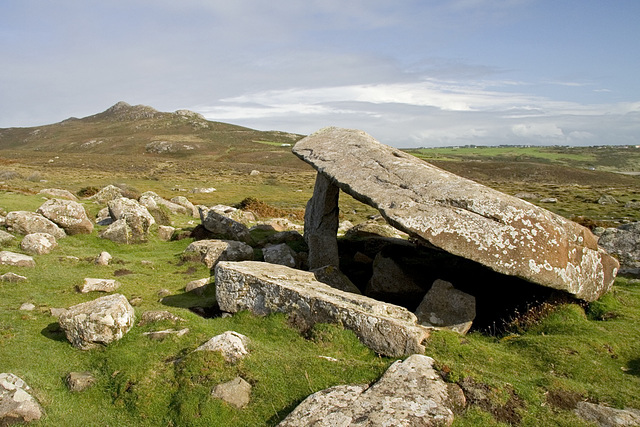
[195,331,250,363]
[0,272,27,283]
[129,297,143,306]
[50,307,68,318]
[37,198,94,235]
[539,197,558,203]
[250,170,261,176]
[514,192,540,200]
[415,279,476,334]
[157,289,171,298]
[143,328,189,341]
[5,211,66,239]
[39,188,78,201]
[598,195,619,205]
[199,208,254,244]
[139,191,188,215]
[574,401,640,427]
[185,278,210,295]
[139,310,185,326]
[264,218,303,232]
[262,243,297,268]
[66,372,96,392]
[20,233,57,255]
[157,225,175,241]
[624,201,640,209]
[88,185,124,203]
[0,373,44,424]
[170,196,200,217]
[598,222,640,273]
[311,265,361,294]
[278,354,460,426]
[58,294,135,350]
[183,239,254,269]
[78,278,121,293]
[94,251,112,266]
[215,261,430,357]
[292,127,618,301]
[212,377,252,409]
[0,251,35,267]
[191,187,216,193]
[19,302,35,311]
[0,230,16,245]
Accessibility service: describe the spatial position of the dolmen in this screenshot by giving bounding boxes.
[293,127,618,302]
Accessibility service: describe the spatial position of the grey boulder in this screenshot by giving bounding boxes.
[5,211,66,239]
[37,198,93,235]
[0,373,44,425]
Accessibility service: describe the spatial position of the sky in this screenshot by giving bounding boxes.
[1,0,639,148]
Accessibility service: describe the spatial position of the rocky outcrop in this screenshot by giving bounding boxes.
[215,261,430,357]
[5,211,66,239]
[0,251,35,267]
[37,199,93,235]
[20,233,57,255]
[293,127,618,301]
[183,239,254,269]
[415,280,476,334]
[0,373,44,425]
[195,331,250,363]
[58,294,135,350]
[278,354,460,426]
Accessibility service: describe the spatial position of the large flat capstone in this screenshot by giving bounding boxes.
[215,261,430,357]
[293,127,618,301]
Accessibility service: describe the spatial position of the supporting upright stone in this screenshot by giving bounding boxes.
[304,173,340,270]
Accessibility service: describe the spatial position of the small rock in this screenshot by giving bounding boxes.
[20,233,57,255]
[0,373,44,424]
[66,372,96,392]
[540,197,557,203]
[19,303,35,311]
[185,278,210,296]
[262,243,297,268]
[157,225,175,241]
[0,272,27,283]
[78,278,121,293]
[143,328,189,341]
[139,310,185,326]
[0,230,16,245]
[0,251,35,267]
[598,195,618,205]
[414,279,476,334]
[211,377,252,409]
[195,331,250,363]
[249,170,261,176]
[94,251,112,266]
[39,188,78,201]
[191,187,216,193]
[157,289,171,298]
[50,307,68,318]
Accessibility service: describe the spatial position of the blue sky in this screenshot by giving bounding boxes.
[1,0,639,147]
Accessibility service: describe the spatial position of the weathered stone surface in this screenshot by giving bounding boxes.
[598,222,640,273]
[185,278,210,295]
[574,401,640,427]
[139,191,188,215]
[37,199,93,235]
[19,302,35,311]
[212,377,252,409]
[278,354,459,426]
[195,331,250,363]
[39,188,78,201]
[170,196,200,217]
[108,197,156,226]
[58,294,135,350]
[344,221,409,240]
[78,278,121,293]
[100,198,155,243]
[0,230,15,245]
[94,251,112,266]
[96,207,112,226]
[215,261,429,357]
[263,243,297,268]
[157,225,175,241]
[264,218,304,232]
[99,219,133,244]
[5,211,66,239]
[311,265,361,294]
[138,310,185,326]
[183,239,254,269]
[0,373,44,424]
[415,280,476,334]
[88,185,123,203]
[293,127,618,301]
[20,233,57,255]
[66,372,96,392]
[199,207,254,244]
[0,272,27,282]
[0,251,35,267]
[143,328,189,341]
[304,173,340,270]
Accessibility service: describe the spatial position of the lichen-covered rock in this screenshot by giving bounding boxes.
[598,222,640,273]
[139,191,188,215]
[5,211,66,239]
[37,198,93,235]
[183,239,253,269]
[66,372,96,392]
[0,272,28,282]
[278,354,460,426]
[215,261,429,357]
[94,251,112,266]
[185,278,210,295]
[170,196,199,217]
[157,225,175,241]
[195,331,250,363]
[415,280,476,334]
[293,127,618,301]
[0,373,44,425]
[100,198,155,243]
[58,294,135,350]
[88,185,124,203]
[39,188,78,201]
[138,310,185,326]
[199,207,254,244]
[0,230,15,246]
[77,278,121,293]
[0,251,35,267]
[262,243,297,268]
[20,233,57,255]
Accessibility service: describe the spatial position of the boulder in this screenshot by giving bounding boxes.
[195,331,250,363]
[20,233,57,255]
[100,198,155,243]
[292,127,618,301]
[36,199,93,235]
[183,239,254,269]
[0,251,35,267]
[5,211,66,239]
[139,191,188,215]
[574,401,640,427]
[88,185,124,203]
[170,196,200,217]
[157,225,175,241]
[311,265,361,294]
[58,294,135,350]
[278,354,460,426]
[94,251,112,266]
[108,197,156,225]
[78,278,121,293]
[215,261,430,357]
[262,243,297,268]
[66,372,96,392]
[0,373,44,424]
[199,207,254,244]
[415,280,476,334]
[0,230,16,245]
[39,188,78,201]
[598,222,640,273]
[212,377,252,409]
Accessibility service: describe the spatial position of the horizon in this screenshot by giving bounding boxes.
[1,1,639,148]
